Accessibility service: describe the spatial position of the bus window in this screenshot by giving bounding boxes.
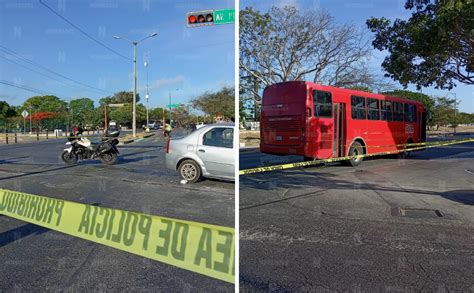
[351,96,366,120]
[404,104,417,122]
[367,98,380,120]
[313,90,332,118]
[393,102,404,121]
[381,100,393,121]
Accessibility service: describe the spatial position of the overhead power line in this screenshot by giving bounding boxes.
[0,53,100,95]
[39,0,132,62]
[0,80,48,95]
[0,45,112,95]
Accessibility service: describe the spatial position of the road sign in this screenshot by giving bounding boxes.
[21,110,29,118]
[108,103,126,108]
[167,103,181,109]
[213,9,235,25]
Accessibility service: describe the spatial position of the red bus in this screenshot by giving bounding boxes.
[260,81,427,166]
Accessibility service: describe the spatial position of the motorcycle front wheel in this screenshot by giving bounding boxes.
[100,152,118,165]
[61,151,77,165]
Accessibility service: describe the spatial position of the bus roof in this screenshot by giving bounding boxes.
[267,81,425,107]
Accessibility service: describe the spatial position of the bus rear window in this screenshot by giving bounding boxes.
[313,90,332,118]
[351,96,366,120]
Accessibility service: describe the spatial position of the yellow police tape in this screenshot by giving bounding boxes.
[240,138,474,175]
[0,189,235,283]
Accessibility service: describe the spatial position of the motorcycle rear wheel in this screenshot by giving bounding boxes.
[100,152,118,165]
[61,151,77,165]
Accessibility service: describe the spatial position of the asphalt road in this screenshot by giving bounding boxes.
[0,129,234,291]
[240,136,474,292]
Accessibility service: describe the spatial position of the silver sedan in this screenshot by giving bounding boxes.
[165,124,235,183]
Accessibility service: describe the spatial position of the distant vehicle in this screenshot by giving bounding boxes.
[260,81,426,166]
[196,122,205,129]
[165,124,235,183]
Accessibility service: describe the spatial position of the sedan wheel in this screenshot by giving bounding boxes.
[178,159,202,183]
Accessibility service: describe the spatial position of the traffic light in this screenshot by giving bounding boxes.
[187,10,214,27]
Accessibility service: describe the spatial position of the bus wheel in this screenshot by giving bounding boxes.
[348,142,364,167]
[398,139,413,159]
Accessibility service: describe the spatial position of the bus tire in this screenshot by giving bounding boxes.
[348,141,364,167]
[398,139,413,159]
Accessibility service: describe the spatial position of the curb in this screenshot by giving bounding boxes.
[240,147,259,153]
[120,133,156,145]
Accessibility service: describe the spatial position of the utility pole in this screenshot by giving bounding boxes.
[453,94,457,133]
[144,61,149,128]
[132,42,137,137]
[113,32,158,137]
[169,92,172,124]
[28,104,32,134]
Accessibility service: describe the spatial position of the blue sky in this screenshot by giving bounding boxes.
[241,0,473,113]
[0,0,234,108]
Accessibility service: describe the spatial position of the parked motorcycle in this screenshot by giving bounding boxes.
[61,129,120,165]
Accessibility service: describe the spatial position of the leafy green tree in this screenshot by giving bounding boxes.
[456,112,474,125]
[69,98,95,126]
[149,107,169,123]
[431,97,457,129]
[367,0,474,89]
[191,87,234,120]
[21,95,67,113]
[109,103,146,127]
[0,101,16,130]
[20,96,68,131]
[99,91,140,106]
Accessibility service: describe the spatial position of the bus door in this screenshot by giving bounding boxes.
[420,111,427,142]
[333,103,346,157]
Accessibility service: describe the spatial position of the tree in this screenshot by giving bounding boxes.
[240,6,374,103]
[0,101,16,130]
[149,107,169,123]
[381,90,435,114]
[191,87,234,119]
[109,104,146,127]
[21,95,67,113]
[367,0,474,90]
[20,96,68,131]
[99,91,140,106]
[431,97,457,129]
[69,98,95,126]
[457,112,474,125]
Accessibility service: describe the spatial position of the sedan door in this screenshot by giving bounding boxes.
[197,127,234,178]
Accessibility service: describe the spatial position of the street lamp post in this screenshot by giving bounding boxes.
[144,61,149,128]
[28,104,32,134]
[169,88,179,125]
[113,32,158,137]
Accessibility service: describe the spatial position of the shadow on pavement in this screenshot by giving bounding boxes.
[0,165,79,181]
[240,167,474,208]
[0,156,29,164]
[120,156,159,164]
[0,223,49,247]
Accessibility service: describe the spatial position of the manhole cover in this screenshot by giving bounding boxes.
[391,207,444,218]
